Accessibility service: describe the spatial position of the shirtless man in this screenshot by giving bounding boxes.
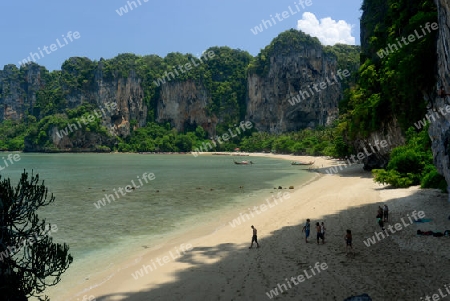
[249,225,260,248]
[316,222,324,244]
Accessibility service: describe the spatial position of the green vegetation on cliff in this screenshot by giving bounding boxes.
[0,29,359,154]
[248,29,322,76]
[373,127,447,191]
[342,0,437,138]
[348,0,445,190]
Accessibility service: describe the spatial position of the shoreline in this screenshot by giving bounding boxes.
[46,154,322,301]
[46,153,450,300]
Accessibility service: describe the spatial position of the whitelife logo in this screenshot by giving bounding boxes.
[250,0,313,35]
[229,192,291,228]
[131,243,193,280]
[325,140,389,175]
[287,69,350,106]
[55,102,116,139]
[413,105,450,130]
[153,51,216,87]
[363,210,425,247]
[19,31,81,67]
[191,121,253,157]
[115,0,149,16]
[93,172,155,209]
[376,22,438,59]
[0,153,21,171]
[265,262,328,299]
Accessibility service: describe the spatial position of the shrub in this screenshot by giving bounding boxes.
[421,168,447,192]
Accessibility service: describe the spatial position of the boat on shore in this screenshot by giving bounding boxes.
[291,161,314,165]
[233,160,253,165]
[212,152,250,156]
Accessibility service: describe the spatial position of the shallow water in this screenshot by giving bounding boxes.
[0,153,314,300]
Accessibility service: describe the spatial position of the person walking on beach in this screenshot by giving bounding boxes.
[377,213,385,231]
[383,204,389,222]
[316,222,324,244]
[249,225,260,249]
[302,219,311,243]
[345,229,353,256]
[321,222,326,243]
[377,206,383,218]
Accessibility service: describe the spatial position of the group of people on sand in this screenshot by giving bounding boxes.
[249,204,390,255]
[376,204,389,231]
[300,218,353,256]
[301,219,326,244]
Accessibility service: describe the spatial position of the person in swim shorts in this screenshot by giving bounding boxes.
[345,229,353,256]
[302,219,311,243]
[249,225,260,248]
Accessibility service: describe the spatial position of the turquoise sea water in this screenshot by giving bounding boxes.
[0,153,314,300]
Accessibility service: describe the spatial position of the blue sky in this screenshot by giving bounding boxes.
[1,0,363,71]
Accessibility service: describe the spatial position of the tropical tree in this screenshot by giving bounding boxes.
[0,171,73,300]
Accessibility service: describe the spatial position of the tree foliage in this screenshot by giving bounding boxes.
[248,29,322,76]
[342,0,437,139]
[0,30,360,154]
[0,171,73,300]
[372,127,446,190]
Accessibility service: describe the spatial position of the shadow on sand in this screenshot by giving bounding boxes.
[90,169,450,301]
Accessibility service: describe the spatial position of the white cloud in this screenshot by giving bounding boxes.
[297,12,355,46]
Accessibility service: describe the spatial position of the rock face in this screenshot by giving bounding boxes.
[0,41,345,150]
[0,60,148,142]
[246,47,340,133]
[353,0,406,169]
[429,0,450,197]
[0,64,44,121]
[352,118,405,170]
[92,67,147,138]
[156,80,218,136]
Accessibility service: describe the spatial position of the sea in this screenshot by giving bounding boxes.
[0,153,315,300]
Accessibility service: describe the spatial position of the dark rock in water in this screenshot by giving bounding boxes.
[278,186,282,189]
[289,186,294,189]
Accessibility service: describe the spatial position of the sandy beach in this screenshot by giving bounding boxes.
[58,154,450,301]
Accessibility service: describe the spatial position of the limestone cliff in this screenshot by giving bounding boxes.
[0,34,354,151]
[429,0,450,195]
[351,1,412,170]
[352,119,405,170]
[0,64,44,121]
[156,80,218,136]
[91,64,147,137]
[246,46,340,133]
[0,59,148,150]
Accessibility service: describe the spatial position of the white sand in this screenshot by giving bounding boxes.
[54,154,450,301]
